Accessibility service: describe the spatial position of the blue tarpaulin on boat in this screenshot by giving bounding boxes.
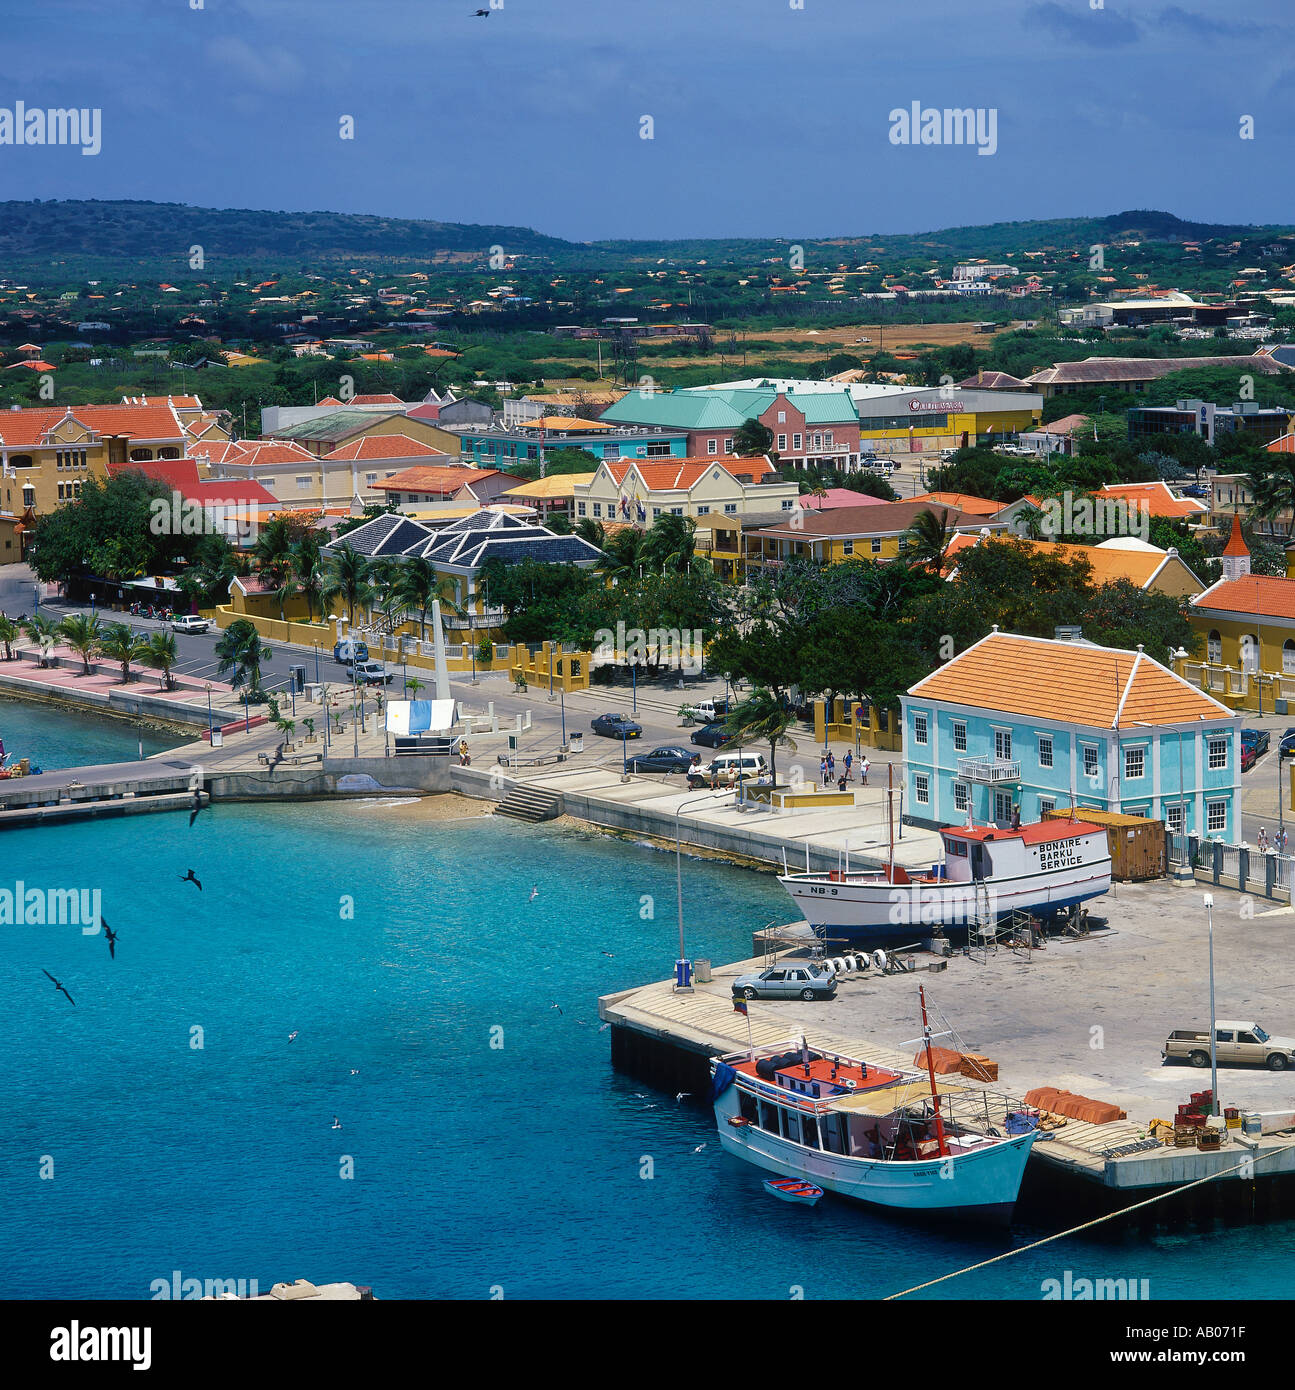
[709,1061,738,1102]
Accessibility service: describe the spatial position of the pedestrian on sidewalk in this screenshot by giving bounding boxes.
[827,750,835,779]
[837,773,848,792]
[820,755,829,787]
[859,755,870,786]
[1280,826,1289,855]
[1258,826,1269,853]
[843,750,853,781]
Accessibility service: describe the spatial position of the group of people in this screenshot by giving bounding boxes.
[1256,826,1288,854]
[820,749,869,791]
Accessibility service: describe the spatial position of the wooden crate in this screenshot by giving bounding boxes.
[1043,807,1166,881]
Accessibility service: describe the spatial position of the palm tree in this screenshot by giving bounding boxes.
[214,617,272,695]
[145,631,178,690]
[369,558,402,634]
[254,516,294,591]
[0,614,18,661]
[575,517,606,549]
[1247,464,1295,526]
[721,687,797,785]
[23,613,62,668]
[57,613,102,677]
[644,513,697,573]
[732,417,774,458]
[902,506,956,568]
[406,676,426,699]
[396,555,458,640]
[321,543,373,625]
[597,526,649,582]
[97,621,149,685]
[292,532,325,624]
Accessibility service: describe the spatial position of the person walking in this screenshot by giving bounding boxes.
[1280,826,1289,855]
[1258,826,1269,853]
[843,749,853,782]
[826,750,836,780]
[859,755,870,787]
[820,755,829,787]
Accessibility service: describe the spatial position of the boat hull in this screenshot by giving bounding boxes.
[716,1093,1035,1220]
[778,861,1111,937]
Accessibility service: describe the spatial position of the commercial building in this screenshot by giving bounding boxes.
[451,416,688,470]
[902,630,1240,837]
[1127,399,1293,447]
[1023,354,1287,398]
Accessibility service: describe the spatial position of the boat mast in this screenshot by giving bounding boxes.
[919,984,949,1157]
[887,763,894,880]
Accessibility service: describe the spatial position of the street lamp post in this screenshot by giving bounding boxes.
[673,790,727,992]
[313,643,321,684]
[352,669,359,758]
[205,684,213,741]
[1204,892,1219,1116]
[559,682,566,748]
[243,692,250,733]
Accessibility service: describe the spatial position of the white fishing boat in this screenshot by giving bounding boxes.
[778,817,1112,938]
[711,988,1036,1222]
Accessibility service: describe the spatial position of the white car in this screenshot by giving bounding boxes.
[171,615,210,634]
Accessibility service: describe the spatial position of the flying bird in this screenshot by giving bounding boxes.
[550,1002,563,1016]
[598,1022,610,1033]
[180,869,202,891]
[676,1092,691,1102]
[287,1030,299,1044]
[692,1143,707,1153]
[349,1069,360,1076]
[528,886,539,902]
[600,950,615,958]
[42,969,76,1007]
[331,1117,342,1130]
[102,919,118,960]
[473,7,491,15]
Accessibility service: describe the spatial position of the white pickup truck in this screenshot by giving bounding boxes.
[1163,1020,1295,1071]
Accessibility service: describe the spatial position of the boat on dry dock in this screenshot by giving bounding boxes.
[711,988,1037,1221]
[777,817,1112,938]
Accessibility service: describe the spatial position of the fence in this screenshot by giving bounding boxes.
[1171,831,1295,902]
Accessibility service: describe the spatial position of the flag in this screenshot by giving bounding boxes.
[733,998,748,1016]
[636,498,646,523]
[619,494,630,518]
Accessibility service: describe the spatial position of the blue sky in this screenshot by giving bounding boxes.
[4,0,1294,240]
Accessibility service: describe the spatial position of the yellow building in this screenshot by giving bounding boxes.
[0,402,190,517]
[746,499,1006,568]
[265,407,461,459]
[1181,519,1295,710]
[945,533,1207,598]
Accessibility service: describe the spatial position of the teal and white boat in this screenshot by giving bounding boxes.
[711,988,1036,1222]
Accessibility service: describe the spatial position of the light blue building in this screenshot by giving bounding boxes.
[900,631,1241,839]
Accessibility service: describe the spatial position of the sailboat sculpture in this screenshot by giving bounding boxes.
[711,987,1036,1221]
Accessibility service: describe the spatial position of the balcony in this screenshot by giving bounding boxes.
[957,756,1021,785]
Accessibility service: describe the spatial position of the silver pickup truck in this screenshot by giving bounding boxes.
[1163,1020,1295,1071]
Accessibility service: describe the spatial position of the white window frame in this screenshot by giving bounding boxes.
[777,434,787,451]
[952,720,967,751]
[993,728,1012,761]
[1207,800,1227,833]
[1124,746,1145,781]
[1038,735,1053,769]
[1083,744,1099,778]
[870,538,882,554]
[707,438,718,455]
[1038,796,1056,817]
[1208,737,1228,770]
[953,780,969,811]
[913,712,929,745]
[914,772,929,804]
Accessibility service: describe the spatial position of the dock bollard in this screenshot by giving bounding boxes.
[674,958,693,992]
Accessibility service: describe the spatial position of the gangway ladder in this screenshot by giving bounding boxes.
[969,878,997,963]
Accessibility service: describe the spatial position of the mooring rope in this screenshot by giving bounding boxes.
[885,1135,1295,1300]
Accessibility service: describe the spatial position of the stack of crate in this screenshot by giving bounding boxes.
[1175,1089,1213,1146]
[958,1053,998,1082]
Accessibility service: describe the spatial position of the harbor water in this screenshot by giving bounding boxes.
[4,800,1294,1300]
[0,695,184,770]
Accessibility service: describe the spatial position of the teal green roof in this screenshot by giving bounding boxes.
[602,386,857,430]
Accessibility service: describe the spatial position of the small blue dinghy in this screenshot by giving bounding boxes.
[763,1177,823,1206]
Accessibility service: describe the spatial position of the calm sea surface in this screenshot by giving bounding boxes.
[0,695,184,770]
[2,793,1292,1300]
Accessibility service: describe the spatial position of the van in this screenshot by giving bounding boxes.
[334,637,369,665]
[687,751,769,789]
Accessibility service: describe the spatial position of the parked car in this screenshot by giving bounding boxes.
[1241,728,1270,755]
[171,614,210,634]
[1279,728,1295,757]
[690,723,734,749]
[627,746,695,774]
[591,712,642,739]
[731,963,837,1003]
[1163,1020,1295,1071]
[353,660,394,686]
[687,751,769,789]
[1181,484,1210,499]
[1242,743,1257,773]
[680,698,728,724]
[334,638,369,665]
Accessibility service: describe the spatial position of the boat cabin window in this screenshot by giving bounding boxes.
[799,1113,820,1149]
[757,1101,779,1133]
[738,1091,759,1123]
[943,838,968,857]
[1215,1030,1234,1043]
[970,844,989,878]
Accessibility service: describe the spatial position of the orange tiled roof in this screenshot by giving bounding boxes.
[234,441,316,465]
[941,534,1195,588]
[370,464,500,493]
[601,456,778,490]
[908,632,1229,728]
[910,491,1006,517]
[349,393,404,405]
[322,434,449,462]
[1192,574,1295,622]
[1221,514,1250,558]
[1266,432,1295,454]
[0,404,185,446]
[1098,481,1208,520]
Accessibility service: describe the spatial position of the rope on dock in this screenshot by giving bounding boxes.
[884,1137,1295,1300]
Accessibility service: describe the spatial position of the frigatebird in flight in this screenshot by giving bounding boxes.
[42,969,76,1007]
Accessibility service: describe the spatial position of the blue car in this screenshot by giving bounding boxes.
[591,713,642,739]
[1241,728,1270,756]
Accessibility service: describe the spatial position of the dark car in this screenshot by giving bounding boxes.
[1241,728,1270,756]
[627,746,695,774]
[1181,483,1210,499]
[591,713,642,739]
[1281,728,1295,758]
[690,723,734,748]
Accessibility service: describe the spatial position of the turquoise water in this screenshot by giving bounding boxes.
[0,695,184,770]
[3,801,1294,1300]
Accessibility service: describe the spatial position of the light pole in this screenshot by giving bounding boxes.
[205,683,213,741]
[673,790,727,992]
[1204,892,1219,1115]
[632,660,637,715]
[559,682,566,748]
[352,669,359,758]
[313,643,321,684]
